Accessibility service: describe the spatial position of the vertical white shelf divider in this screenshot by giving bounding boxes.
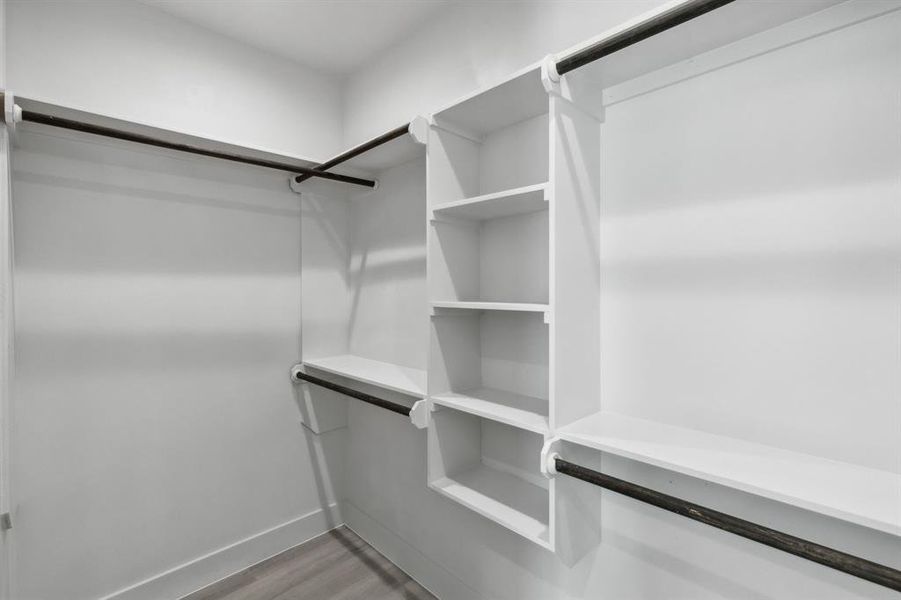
[424,60,603,552]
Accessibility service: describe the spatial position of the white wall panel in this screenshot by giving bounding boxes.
[9,128,343,600]
[6,0,343,161]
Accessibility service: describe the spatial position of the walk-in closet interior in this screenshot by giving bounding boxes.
[0,1,899,599]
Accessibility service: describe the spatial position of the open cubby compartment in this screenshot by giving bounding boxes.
[429,207,548,305]
[429,310,548,434]
[429,67,549,207]
[428,405,552,548]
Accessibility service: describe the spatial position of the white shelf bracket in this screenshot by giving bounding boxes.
[409,399,429,429]
[289,363,304,383]
[541,55,561,95]
[540,437,562,478]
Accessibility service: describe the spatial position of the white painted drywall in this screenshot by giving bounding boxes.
[342,4,901,600]
[341,0,667,148]
[6,0,343,161]
[9,126,345,600]
[346,157,428,371]
[0,0,14,596]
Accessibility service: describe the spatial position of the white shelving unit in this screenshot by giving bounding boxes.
[303,355,427,398]
[557,412,901,537]
[425,61,601,550]
[312,0,901,561]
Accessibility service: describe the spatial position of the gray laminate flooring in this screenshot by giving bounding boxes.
[180,526,436,600]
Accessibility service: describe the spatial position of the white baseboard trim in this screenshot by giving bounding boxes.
[343,501,486,600]
[99,503,343,600]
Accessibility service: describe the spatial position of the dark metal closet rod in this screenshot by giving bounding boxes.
[553,458,901,592]
[18,109,377,188]
[554,0,737,76]
[292,371,412,417]
[293,122,410,184]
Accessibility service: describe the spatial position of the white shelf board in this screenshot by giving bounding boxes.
[432,388,548,434]
[431,463,550,547]
[303,354,426,398]
[557,412,901,536]
[432,65,548,137]
[432,183,548,221]
[432,301,549,314]
[340,133,425,174]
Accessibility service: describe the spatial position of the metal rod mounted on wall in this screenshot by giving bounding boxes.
[291,369,413,418]
[553,0,737,76]
[0,92,377,188]
[547,455,901,592]
[293,123,411,185]
[292,117,428,186]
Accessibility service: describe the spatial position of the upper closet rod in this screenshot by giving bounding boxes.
[0,92,376,189]
[293,123,411,185]
[554,0,737,76]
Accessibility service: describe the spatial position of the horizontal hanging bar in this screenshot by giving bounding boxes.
[553,458,901,592]
[293,370,412,417]
[554,0,737,76]
[293,123,410,185]
[17,107,377,188]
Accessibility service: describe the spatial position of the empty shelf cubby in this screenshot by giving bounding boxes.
[429,115,548,208]
[428,405,550,547]
[429,67,549,208]
[430,207,548,305]
[429,310,548,433]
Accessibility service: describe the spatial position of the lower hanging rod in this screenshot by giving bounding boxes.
[551,457,901,592]
[292,370,412,417]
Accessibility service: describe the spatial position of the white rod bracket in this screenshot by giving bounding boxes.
[290,363,304,383]
[288,178,304,195]
[408,115,429,145]
[409,399,429,429]
[541,55,562,95]
[2,92,22,138]
[540,437,562,478]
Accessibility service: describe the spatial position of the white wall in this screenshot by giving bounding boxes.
[0,0,14,597]
[341,4,901,600]
[341,0,666,147]
[6,0,343,161]
[9,126,344,600]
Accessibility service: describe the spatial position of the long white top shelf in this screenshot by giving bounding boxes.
[556,412,901,537]
[303,355,427,398]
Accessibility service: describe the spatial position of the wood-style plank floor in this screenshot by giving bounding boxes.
[180,526,436,600]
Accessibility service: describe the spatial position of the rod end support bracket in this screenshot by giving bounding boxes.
[288,177,304,195]
[2,91,22,137]
[541,55,561,94]
[541,438,562,478]
[408,116,429,145]
[290,363,304,383]
[410,399,429,429]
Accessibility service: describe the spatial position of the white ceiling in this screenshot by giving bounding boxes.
[141,0,450,76]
